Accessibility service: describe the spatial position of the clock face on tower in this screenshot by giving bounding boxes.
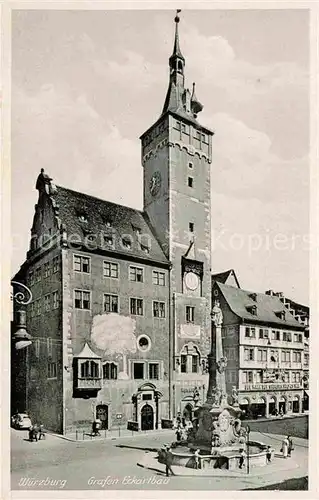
[185,271,199,291]
[150,171,161,196]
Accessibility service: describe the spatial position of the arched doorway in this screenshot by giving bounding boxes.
[279,396,286,414]
[141,404,154,431]
[96,404,109,430]
[292,395,300,413]
[183,403,193,422]
[268,396,276,416]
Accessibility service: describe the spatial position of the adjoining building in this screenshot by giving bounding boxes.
[212,279,306,419]
[11,14,212,434]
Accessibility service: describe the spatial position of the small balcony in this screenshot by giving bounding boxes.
[76,377,102,391]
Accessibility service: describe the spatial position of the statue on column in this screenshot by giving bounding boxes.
[211,300,223,327]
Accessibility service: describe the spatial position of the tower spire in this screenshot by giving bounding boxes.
[172,10,184,62]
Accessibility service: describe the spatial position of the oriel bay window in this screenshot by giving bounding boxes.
[81,360,100,378]
[74,343,102,393]
[104,294,119,313]
[179,344,200,373]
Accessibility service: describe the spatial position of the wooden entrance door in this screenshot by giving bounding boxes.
[96,405,108,430]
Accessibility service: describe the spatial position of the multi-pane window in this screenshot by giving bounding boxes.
[272,330,281,341]
[153,301,166,318]
[269,350,279,362]
[28,270,34,286]
[80,360,99,378]
[255,370,263,383]
[152,270,165,286]
[52,291,59,309]
[245,327,256,338]
[291,372,301,383]
[103,362,117,380]
[283,332,292,342]
[281,350,291,363]
[244,348,255,361]
[48,362,57,379]
[293,351,302,363]
[257,349,267,362]
[304,354,309,366]
[282,371,290,382]
[180,354,187,373]
[225,347,236,360]
[52,256,60,273]
[226,370,237,383]
[133,362,144,379]
[44,262,51,278]
[103,261,119,279]
[242,371,253,383]
[36,299,41,316]
[74,290,91,310]
[44,294,51,312]
[192,355,199,373]
[130,298,143,316]
[47,338,53,357]
[35,267,41,283]
[129,266,143,282]
[34,339,40,358]
[294,333,303,343]
[73,255,90,273]
[259,329,269,339]
[149,363,159,380]
[104,294,119,313]
[186,306,195,323]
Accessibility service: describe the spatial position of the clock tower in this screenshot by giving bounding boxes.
[140,12,213,416]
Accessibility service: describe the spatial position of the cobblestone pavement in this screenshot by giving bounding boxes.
[10,428,308,491]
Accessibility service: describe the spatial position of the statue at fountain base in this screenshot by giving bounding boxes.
[188,392,243,454]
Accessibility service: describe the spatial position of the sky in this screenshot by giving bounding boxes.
[11,8,310,304]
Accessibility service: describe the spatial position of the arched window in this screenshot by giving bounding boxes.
[103,362,118,380]
[178,60,183,72]
[80,360,99,378]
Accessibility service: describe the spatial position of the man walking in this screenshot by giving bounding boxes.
[164,445,175,477]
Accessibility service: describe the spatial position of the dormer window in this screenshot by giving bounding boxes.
[104,235,114,246]
[132,224,141,235]
[78,213,88,223]
[105,220,112,228]
[246,305,257,316]
[140,243,150,254]
[249,293,257,302]
[122,237,132,249]
[275,311,286,320]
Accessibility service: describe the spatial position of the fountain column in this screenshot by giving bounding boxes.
[206,300,227,405]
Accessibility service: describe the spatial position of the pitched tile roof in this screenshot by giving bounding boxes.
[54,186,168,265]
[216,282,303,328]
[211,269,240,287]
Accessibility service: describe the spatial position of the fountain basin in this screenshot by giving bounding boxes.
[158,441,270,471]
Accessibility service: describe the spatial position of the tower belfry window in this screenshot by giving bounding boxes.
[189,222,194,233]
[188,177,194,188]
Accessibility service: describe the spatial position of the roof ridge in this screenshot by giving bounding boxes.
[56,185,143,213]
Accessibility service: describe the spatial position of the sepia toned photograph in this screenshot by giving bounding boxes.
[7,4,312,494]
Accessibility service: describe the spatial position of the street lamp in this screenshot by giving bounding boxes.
[246,424,251,474]
[11,281,33,350]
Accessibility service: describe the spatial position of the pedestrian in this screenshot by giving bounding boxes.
[175,424,182,442]
[266,445,273,463]
[239,448,246,469]
[281,436,289,458]
[38,424,45,440]
[164,445,175,477]
[287,435,294,457]
[194,449,201,469]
